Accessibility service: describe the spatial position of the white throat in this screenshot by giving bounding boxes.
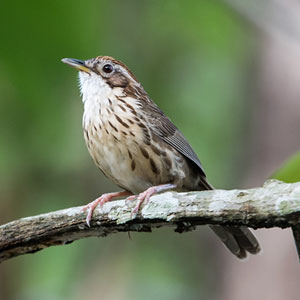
[79,72,110,105]
[78,72,124,128]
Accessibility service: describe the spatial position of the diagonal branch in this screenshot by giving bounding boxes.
[1,179,300,263]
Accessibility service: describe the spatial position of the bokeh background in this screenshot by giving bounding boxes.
[1,0,300,299]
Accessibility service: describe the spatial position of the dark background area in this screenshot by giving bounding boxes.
[1,1,300,299]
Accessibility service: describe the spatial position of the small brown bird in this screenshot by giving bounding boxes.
[62,56,260,259]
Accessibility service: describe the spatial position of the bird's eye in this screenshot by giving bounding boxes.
[102,64,113,74]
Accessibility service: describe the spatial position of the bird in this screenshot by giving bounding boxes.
[62,56,260,259]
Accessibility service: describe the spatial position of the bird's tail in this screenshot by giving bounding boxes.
[209,225,260,259]
[199,176,261,259]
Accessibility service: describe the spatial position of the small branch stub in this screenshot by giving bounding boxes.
[1,179,300,263]
[292,224,300,262]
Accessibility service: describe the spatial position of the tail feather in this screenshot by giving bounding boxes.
[224,226,261,255]
[199,176,261,259]
[210,225,260,259]
[210,225,246,259]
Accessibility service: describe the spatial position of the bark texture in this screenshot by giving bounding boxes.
[1,179,300,263]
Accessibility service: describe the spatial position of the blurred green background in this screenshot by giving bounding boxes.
[1,1,300,300]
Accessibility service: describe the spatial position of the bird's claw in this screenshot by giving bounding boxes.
[82,197,105,227]
[82,191,132,226]
[127,186,163,217]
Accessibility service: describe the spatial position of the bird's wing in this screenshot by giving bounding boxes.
[144,100,206,177]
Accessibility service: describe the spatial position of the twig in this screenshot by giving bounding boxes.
[1,179,300,263]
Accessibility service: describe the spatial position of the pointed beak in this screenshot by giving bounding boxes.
[61,58,91,73]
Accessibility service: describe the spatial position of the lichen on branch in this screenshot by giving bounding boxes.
[1,180,300,263]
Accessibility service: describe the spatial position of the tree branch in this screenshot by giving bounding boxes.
[1,179,300,263]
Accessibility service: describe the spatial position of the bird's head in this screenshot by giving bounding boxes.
[62,56,144,103]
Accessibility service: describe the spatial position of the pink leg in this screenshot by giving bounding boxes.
[128,183,177,215]
[82,190,131,226]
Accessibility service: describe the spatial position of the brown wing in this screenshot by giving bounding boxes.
[143,100,206,177]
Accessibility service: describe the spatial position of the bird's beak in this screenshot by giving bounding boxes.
[61,58,91,73]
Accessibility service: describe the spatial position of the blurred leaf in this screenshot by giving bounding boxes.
[0,0,258,299]
[271,152,300,183]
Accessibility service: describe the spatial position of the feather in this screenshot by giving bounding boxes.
[142,99,206,177]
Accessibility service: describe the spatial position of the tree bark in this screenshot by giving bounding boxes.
[1,179,300,263]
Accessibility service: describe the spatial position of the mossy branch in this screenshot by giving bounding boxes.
[1,180,300,263]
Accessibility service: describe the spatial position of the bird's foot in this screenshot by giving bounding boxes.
[82,190,131,226]
[127,183,177,216]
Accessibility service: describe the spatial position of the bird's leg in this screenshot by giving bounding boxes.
[82,190,132,226]
[128,183,177,214]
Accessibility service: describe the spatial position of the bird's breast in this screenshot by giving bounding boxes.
[82,95,188,193]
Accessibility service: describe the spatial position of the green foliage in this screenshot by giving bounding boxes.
[0,0,256,299]
[271,152,300,183]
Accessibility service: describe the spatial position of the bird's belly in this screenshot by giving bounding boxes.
[87,135,152,193]
[95,139,139,189]
[83,119,186,194]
